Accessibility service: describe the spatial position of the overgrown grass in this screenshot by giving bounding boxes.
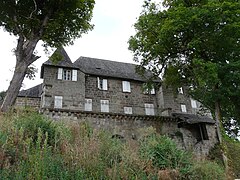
[0,109,227,179]
[224,137,240,179]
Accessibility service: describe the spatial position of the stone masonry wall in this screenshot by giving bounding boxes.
[85,75,159,115]
[43,109,218,158]
[42,66,85,110]
[15,97,40,109]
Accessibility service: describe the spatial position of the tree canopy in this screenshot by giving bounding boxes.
[129,0,240,137]
[0,0,94,47]
[0,0,95,112]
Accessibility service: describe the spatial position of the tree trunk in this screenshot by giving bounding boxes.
[0,37,40,112]
[0,61,28,112]
[215,100,229,170]
[215,100,222,143]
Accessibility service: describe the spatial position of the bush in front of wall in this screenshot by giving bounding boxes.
[187,161,226,180]
[139,134,192,177]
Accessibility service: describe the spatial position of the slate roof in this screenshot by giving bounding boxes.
[172,113,215,124]
[43,48,76,68]
[40,48,77,78]
[18,84,43,98]
[74,56,160,82]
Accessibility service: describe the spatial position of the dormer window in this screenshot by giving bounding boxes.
[57,68,77,81]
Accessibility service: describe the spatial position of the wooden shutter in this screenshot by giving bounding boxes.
[124,107,132,114]
[54,96,63,108]
[97,77,101,89]
[72,69,77,81]
[103,79,108,90]
[85,99,92,111]
[191,99,197,108]
[145,104,154,115]
[57,68,63,80]
[122,81,131,92]
[100,100,109,112]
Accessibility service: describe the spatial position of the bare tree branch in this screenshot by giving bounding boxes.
[29,0,37,19]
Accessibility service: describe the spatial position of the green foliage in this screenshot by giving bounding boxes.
[14,112,70,147]
[0,0,95,47]
[224,137,240,178]
[0,111,230,179]
[208,143,225,167]
[139,135,192,175]
[188,161,226,180]
[0,0,95,112]
[129,0,240,129]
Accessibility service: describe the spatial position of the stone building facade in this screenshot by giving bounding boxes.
[16,48,218,157]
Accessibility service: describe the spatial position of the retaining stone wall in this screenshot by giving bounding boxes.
[42,109,218,159]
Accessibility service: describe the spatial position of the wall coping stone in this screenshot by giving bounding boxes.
[40,108,178,122]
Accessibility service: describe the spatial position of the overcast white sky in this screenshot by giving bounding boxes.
[0,0,161,92]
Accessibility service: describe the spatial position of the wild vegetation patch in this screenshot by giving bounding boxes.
[0,110,228,179]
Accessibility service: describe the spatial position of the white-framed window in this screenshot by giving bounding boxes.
[145,103,155,115]
[181,104,187,113]
[63,69,71,80]
[190,99,197,108]
[124,107,132,114]
[122,81,131,92]
[85,99,92,111]
[178,87,184,94]
[97,77,108,90]
[57,68,77,81]
[100,100,109,112]
[54,96,63,108]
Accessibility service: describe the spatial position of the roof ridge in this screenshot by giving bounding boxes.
[74,56,137,66]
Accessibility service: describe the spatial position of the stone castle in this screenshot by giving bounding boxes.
[16,48,218,157]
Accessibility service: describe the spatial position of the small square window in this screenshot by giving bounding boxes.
[145,103,155,115]
[124,107,132,114]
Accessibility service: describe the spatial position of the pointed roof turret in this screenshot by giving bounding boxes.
[42,47,76,68]
[40,47,78,78]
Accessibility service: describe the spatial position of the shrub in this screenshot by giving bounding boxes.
[224,138,240,178]
[14,112,70,148]
[188,161,226,180]
[139,135,192,176]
